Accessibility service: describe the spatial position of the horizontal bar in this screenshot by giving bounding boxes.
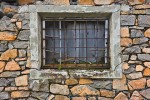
[44,38,108,39]
[43,64,109,69]
[43,18,107,21]
[43,57,110,59]
[43,28,107,30]
[44,47,107,49]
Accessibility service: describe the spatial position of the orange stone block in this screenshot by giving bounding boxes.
[18,0,36,5]
[142,48,150,53]
[79,79,93,85]
[134,4,150,9]
[128,78,146,90]
[0,61,5,73]
[18,87,29,90]
[121,38,132,47]
[113,74,128,90]
[5,87,17,91]
[44,0,70,5]
[136,65,144,71]
[71,85,100,96]
[128,0,145,5]
[122,63,130,70]
[144,62,150,68]
[15,75,28,86]
[11,91,30,98]
[3,7,17,14]
[21,69,30,74]
[55,95,70,100]
[147,79,150,87]
[114,92,128,100]
[0,49,17,61]
[94,0,115,5]
[65,78,78,85]
[100,89,115,97]
[5,60,20,71]
[121,27,129,37]
[130,91,143,100]
[72,97,86,100]
[144,28,150,38]
[0,32,16,41]
[16,22,22,29]
[143,68,150,76]
[79,0,94,5]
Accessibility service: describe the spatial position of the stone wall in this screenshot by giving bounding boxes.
[0,0,150,99]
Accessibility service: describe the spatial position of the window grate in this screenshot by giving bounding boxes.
[42,18,109,69]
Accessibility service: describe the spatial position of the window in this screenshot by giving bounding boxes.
[42,18,109,69]
[70,0,77,5]
[29,5,122,79]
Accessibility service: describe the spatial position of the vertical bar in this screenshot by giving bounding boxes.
[53,22,55,67]
[76,21,79,64]
[59,21,62,65]
[42,20,45,65]
[64,21,66,64]
[85,21,87,66]
[74,21,76,64]
[94,21,97,66]
[96,20,99,65]
[105,20,108,64]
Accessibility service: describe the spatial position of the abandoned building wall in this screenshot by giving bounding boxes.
[0,0,150,99]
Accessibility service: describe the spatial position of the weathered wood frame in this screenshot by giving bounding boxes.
[29,5,121,79]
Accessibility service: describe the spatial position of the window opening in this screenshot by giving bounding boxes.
[42,18,109,69]
[70,0,78,5]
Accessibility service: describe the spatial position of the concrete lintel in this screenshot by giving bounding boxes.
[29,5,120,13]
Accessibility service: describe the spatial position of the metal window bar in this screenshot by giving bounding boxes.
[42,18,109,69]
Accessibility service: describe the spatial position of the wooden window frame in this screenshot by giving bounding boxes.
[29,5,122,79]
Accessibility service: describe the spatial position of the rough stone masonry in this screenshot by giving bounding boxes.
[0,0,150,100]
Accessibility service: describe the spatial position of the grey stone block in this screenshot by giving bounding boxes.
[131,29,144,38]
[13,41,28,48]
[0,71,20,77]
[13,13,29,21]
[138,54,150,61]
[121,55,129,61]
[138,15,150,27]
[27,97,38,100]
[22,20,30,29]
[0,8,4,19]
[18,49,27,57]
[90,80,112,89]
[146,9,150,14]
[0,92,10,99]
[0,78,10,86]
[146,0,150,3]
[123,65,135,74]
[18,5,29,13]
[29,80,49,92]
[50,84,69,95]
[0,87,4,92]
[133,37,148,44]
[121,15,136,25]
[0,41,8,52]
[0,16,16,31]
[31,92,49,100]
[123,46,141,54]
[18,30,30,40]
